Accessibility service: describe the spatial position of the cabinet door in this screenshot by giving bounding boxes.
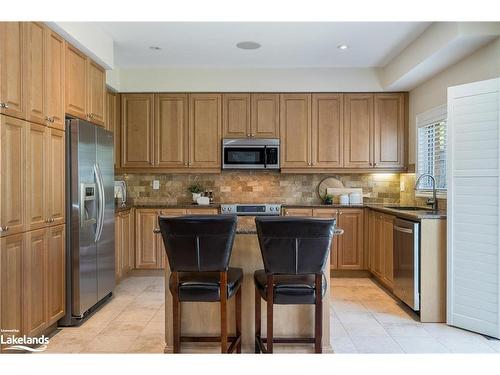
[65,43,87,119]
[47,225,65,324]
[280,94,311,169]
[0,116,27,237]
[24,228,47,337]
[344,94,373,168]
[114,213,122,281]
[26,22,46,125]
[47,128,65,226]
[157,209,187,269]
[381,215,394,287]
[313,208,339,270]
[0,234,24,342]
[26,123,49,230]
[312,93,343,168]
[120,210,133,274]
[121,94,154,168]
[45,28,65,130]
[87,59,106,126]
[106,90,120,168]
[155,94,189,168]
[188,94,221,169]
[371,212,384,277]
[251,94,279,138]
[223,93,250,138]
[337,209,364,270]
[374,93,405,169]
[282,207,313,217]
[0,22,26,120]
[135,210,161,269]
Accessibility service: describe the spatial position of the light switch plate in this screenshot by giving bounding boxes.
[153,180,160,190]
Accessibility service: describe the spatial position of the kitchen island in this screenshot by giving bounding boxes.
[163,224,332,353]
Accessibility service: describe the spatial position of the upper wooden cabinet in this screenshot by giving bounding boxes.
[312,94,343,168]
[65,42,106,126]
[87,59,105,126]
[0,22,26,120]
[344,94,373,169]
[155,93,189,168]
[188,93,221,169]
[280,94,311,169]
[222,93,279,138]
[45,28,65,130]
[106,90,120,168]
[374,93,405,169]
[121,93,154,168]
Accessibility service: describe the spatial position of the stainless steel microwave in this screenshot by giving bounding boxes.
[222,138,280,170]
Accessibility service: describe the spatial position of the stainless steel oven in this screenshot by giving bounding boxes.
[222,138,279,170]
[393,218,420,311]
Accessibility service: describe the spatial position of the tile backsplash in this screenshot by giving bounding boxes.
[118,171,402,205]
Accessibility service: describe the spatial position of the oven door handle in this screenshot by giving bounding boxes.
[394,225,414,234]
[264,145,267,169]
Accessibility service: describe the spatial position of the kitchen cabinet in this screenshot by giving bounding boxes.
[45,27,65,130]
[188,93,222,169]
[344,94,373,168]
[0,22,26,120]
[312,94,343,168]
[280,94,311,169]
[47,128,65,226]
[65,42,106,126]
[336,208,364,270]
[87,59,106,126]
[282,207,313,217]
[155,93,189,168]
[114,213,122,281]
[313,208,339,270]
[47,224,65,325]
[374,93,405,169]
[115,209,134,281]
[222,93,279,138]
[106,90,120,168]
[121,93,154,168]
[0,115,27,237]
[0,233,24,348]
[368,210,394,288]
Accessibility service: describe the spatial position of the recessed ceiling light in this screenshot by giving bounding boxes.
[337,44,349,50]
[149,46,161,50]
[236,41,261,50]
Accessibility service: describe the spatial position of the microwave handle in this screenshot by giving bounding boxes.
[264,145,267,168]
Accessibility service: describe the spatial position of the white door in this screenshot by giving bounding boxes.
[447,77,500,338]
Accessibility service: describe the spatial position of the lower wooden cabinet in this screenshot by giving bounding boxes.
[134,208,218,270]
[368,210,394,288]
[115,209,135,282]
[312,208,339,270]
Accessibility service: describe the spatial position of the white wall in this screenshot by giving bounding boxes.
[408,37,500,164]
[116,67,384,92]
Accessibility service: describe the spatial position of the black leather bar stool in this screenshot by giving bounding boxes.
[159,215,242,354]
[254,216,335,354]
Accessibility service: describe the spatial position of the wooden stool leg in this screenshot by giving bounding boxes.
[254,284,261,353]
[266,274,274,354]
[220,271,228,353]
[315,273,323,354]
[236,287,242,353]
[172,272,181,354]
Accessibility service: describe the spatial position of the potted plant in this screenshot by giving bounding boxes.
[188,183,204,203]
[323,194,334,205]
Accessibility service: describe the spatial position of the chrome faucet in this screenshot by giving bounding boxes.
[415,173,438,211]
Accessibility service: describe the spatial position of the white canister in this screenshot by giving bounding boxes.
[339,194,350,205]
[349,192,363,204]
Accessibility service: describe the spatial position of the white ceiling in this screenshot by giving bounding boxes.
[94,22,431,68]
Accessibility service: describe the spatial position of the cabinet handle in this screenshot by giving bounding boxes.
[184,162,188,166]
[339,211,343,215]
[0,226,9,232]
[153,228,161,234]
[45,218,51,223]
[247,134,251,137]
[50,117,55,123]
[0,102,9,109]
[45,116,50,121]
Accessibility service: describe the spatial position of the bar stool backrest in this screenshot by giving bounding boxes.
[159,215,238,272]
[255,216,335,275]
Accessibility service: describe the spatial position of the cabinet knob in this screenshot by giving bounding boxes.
[0,226,9,232]
[0,102,9,109]
[50,117,55,123]
[339,211,343,215]
[153,228,161,234]
[374,162,377,166]
[247,134,251,137]
[184,162,188,166]
[45,116,50,121]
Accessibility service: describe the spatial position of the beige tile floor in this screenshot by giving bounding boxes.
[43,274,500,354]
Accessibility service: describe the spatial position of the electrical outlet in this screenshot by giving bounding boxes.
[400,179,405,192]
[153,180,160,190]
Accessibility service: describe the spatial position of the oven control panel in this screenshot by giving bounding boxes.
[220,204,282,216]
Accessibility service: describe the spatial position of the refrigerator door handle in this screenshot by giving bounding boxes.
[94,163,105,242]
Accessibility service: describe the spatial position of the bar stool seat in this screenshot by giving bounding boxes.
[170,267,243,302]
[253,269,326,305]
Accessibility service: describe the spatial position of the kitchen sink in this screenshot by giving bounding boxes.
[383,206,433,211]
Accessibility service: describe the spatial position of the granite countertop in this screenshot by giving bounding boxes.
[115,203,220,213]
[365,203,447,220]
[283,204,365,209]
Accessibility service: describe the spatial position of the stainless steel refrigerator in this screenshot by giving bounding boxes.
[60,118,115,326]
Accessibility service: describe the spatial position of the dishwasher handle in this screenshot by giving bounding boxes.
[394,225,414,234]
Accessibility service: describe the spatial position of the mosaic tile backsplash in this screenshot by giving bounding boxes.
[118,171,403,206]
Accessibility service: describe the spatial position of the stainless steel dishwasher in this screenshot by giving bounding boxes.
[393,218,420,311]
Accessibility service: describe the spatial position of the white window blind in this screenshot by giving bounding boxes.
[416,105,447,192]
